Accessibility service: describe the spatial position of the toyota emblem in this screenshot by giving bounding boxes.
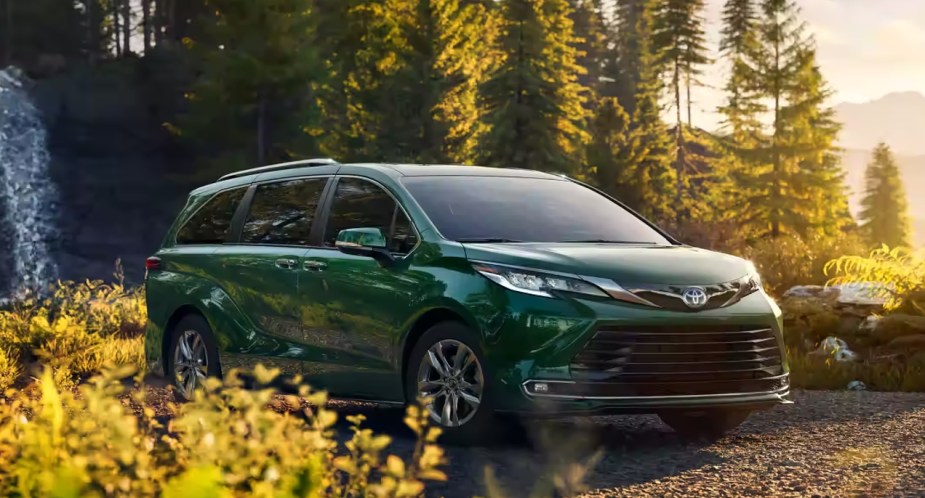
[681,287,708,309]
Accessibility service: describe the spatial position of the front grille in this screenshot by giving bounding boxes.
[629,281,743,311]
[569,325,785,396]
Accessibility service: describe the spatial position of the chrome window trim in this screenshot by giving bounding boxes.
[320,174,423,261]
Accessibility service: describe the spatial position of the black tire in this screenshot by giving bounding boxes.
[166,314,221,402]
[404,322,496,445]
[658,409,751,440]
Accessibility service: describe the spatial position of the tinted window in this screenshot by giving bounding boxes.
[401,176,671,244]
[324,178,418,254]
[176,187,246,245]
[241,178,327,246]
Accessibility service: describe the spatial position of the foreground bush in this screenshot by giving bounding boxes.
[0,265,145,387]
[0,365,446,497]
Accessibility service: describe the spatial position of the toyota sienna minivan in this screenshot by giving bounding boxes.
[144,158,790,441]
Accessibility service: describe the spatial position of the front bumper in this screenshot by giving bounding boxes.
[482,289,790,415]
[512,376,791,416]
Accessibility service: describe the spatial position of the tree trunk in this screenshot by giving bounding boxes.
[685,73,692,128]
[771,36,781,238]
[112,0,122,57]
[256,93,267,165]
[142,0,151,52]
[154,0,164,45]
[674,59,685,221]
[122,0,131,55]
[3,0,12,67]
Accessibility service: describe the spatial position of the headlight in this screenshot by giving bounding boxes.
[472,263,608,299]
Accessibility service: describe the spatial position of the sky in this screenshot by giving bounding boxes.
[691,0,925,131]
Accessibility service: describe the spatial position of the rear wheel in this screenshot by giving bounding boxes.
[405,322,495,444]
[167,314,220,402]
[658,409,751,440]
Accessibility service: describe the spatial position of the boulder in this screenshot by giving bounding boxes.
[783,285,839,299]
[868,314,925,345]
[885,334,925,353]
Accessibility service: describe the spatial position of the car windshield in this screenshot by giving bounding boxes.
[401,176,672,245]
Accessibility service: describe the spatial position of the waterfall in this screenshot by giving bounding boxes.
[0,67,59,301]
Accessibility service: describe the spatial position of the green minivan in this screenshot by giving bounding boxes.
[144,159,790,441]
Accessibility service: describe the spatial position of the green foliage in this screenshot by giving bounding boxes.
[314,0,498,164]
[716,0,851,241]
[789,352,925,392]
[859,143,911,249]
[826,245,925,314]
[588,97,635,195]
[0,265,146,386]
[479,0,590,174]
[178,0,324,178]
[742,232,866,296]
[0,366,448,497]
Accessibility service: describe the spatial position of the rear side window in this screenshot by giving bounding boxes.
[324,178,418,254]
[241,178,327,246]
[176,187,246,245]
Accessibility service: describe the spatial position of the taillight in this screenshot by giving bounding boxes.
[145,257,162,271]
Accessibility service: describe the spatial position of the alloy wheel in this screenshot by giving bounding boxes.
[416,339,484,428]
[173,329,208,399]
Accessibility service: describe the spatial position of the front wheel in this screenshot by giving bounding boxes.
[405,322,495,444]
[658,409,751,440]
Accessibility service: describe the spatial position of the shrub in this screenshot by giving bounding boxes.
[789,352,925,392]
[0,365,447,497]
[0,263,146,386]
[744,232,867,297]
[826,245,925,314]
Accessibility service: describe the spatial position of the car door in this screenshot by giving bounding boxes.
[298,176,425,401]
[213,176,330,378]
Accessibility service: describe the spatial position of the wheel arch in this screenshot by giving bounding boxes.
[399,306,475,386]
[162,305,208,375]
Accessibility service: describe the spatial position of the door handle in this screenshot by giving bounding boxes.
[303,260,327,272]
[275,258,297,270]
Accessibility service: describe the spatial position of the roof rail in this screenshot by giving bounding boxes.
[218,158,339,181]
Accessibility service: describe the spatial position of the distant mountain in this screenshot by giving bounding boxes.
[840,149,925,247]
[834,92,925,156]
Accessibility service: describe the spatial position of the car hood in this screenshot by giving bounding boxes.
[461,243,752,285]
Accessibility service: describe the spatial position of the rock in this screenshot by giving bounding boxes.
[812,336,859,362]
[847,380,867,391]
[869,314,925,345]
[784,285,841,299]
[833,282,891,306]
[885,334,925,352]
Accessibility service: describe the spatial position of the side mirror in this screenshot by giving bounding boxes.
[335,227,394,265]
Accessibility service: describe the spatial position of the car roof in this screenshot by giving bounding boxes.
[360,163,566,179]
[194,162,567,196]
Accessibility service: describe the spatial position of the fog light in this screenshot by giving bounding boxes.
[534,382,549,393]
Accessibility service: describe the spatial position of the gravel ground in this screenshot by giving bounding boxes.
[328,391,925,498]
[142,384,925,497]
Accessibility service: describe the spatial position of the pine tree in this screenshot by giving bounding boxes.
[859,142,910,248]
[313,0,411,161]
[588,97,637,196]
[180,0,323,175]
[613,0,651,115]
[569,0,609,103]
[732,0,850,239]
[652,0,709,219]
[390,0,500,163]
[608,0,676,222]
[479,0,589,174]
[717,0,763,142]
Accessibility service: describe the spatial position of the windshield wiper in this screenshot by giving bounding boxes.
[456,238,525,243]
[560,239,659,244]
